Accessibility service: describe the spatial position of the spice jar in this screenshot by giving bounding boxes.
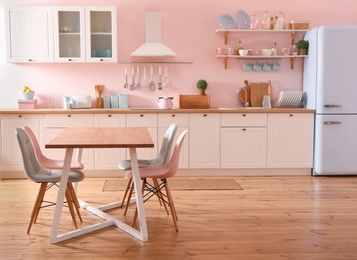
[235,40,243,55]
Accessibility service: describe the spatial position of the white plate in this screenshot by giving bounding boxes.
[219,13,235,29]
[235,10,251,29]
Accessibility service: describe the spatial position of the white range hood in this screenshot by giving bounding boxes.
[131,12,177,57]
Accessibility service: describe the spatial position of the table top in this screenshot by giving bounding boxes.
[45,127,154,149]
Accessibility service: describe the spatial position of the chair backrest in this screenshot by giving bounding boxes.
[23,126,47,163]
[156,123,178,165]
[16,127,46,182]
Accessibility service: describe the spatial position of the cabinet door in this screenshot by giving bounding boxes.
[126,114,158,159]
[53,6,85,62]
[189,113,220,168]
[85,6,117,62]
[1,115,44,171]
[267,113,314,168]
[221,127,267,168]
[93,114,126,169]
[5,6,54,62]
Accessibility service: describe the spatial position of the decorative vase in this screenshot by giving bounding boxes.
[299,49,308,55]
[198,89,206,95]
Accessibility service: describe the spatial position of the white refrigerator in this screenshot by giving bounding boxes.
[303,25,357,175]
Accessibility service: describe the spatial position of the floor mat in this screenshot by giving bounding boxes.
[103,178,243,191]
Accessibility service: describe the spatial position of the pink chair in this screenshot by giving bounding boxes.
[124,130,189,231]
[23,126,84,225]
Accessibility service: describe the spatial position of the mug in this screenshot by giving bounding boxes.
[282,48,290,55]
[263,61,271,71]
[253,61,262,71]
[216,48,226,55]
[272,61,281,71]
[243,62,252,71]
[227,48,235,55]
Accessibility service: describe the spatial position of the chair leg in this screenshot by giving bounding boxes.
[67,183,83,222]
[153,178,169,215]
[27,182,47,234]
[164,181,179,232]
[124,182,135,216]
[121,178,132,208]
[65,188,78,229]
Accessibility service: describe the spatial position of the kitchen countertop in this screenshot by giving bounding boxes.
[0,107,315,114]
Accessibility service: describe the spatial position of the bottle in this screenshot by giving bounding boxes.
[269,17,275,30]
[262,11,269,30]
[251,14,259,30]
[272,42,278,56]
[235,40,243,55]
[277,12,285,30]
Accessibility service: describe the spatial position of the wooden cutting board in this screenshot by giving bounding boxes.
[238,86,251,105]
[250,82,271,107]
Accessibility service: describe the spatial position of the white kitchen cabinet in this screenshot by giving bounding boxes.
[267,113,314,168]
[5,6,54,62]
[0,114,44,172]
[221,113,267,168]
[85,6,117,63]
[126,114,158,160]
[44,114,94,169]
[53,6,85,62]
[93,114,126,169]
[189,113,220,168]
[158,114,190,168]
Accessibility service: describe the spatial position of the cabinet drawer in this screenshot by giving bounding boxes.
[158,114,189,127]
[44,114,93,127]
[126,114,157,127]
[221,113,267,127]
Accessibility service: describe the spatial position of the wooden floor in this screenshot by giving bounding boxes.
[1,176,357,259]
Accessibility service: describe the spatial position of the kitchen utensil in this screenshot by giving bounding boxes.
[158,65,163,90]
[237,80,251,106]
[124,65,129,89]
[129,66,136,91]
[94,85,104,108]
[136,65,140,89]
[253,61,262,71]
[142,65,148,88]
[272,61,281,71]
[149,64,155,91]
[164,65,169,88]
[250,81,271,107]
[263,61,271,71]
[156,96,173,109]
[235,10,251,29]
[219,13,235,29]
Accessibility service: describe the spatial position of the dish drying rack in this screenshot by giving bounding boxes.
[273,91,304,108]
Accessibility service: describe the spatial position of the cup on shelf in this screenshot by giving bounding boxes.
[282,48,290,55]
[272,61,281,71]
[253,61,262,71]
[239,49,249,56]
[216,48,226,55]
[243,61,252,71]
[227,48,235,55]
[263,61,272,71]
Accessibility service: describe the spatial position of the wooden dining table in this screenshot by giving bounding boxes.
[45,127,154,243]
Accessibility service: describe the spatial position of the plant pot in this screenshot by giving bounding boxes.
[198,89,206,95]
[298,49,308,55]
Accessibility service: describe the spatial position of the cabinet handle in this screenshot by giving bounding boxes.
[68,59,72,61]
[18,115,22,118]
[203,114,207,117]
[100,59,104,61]
[290,114,293,117]
[324,121,342,125]
[140,114,144,117]
[242,114,246,117]
[243,128,246,131]
[28,59,32,61]
[108,114,112,117]
[171,114,176,117]
[67,115,71,117]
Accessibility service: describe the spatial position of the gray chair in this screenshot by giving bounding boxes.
[16,127,85,234]
[118,123,178,210]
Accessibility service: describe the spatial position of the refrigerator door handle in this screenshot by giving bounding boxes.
[324,104,343,108]
[324,121,342,125]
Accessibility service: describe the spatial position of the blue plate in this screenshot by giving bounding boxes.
[236,10,251,29]
[219,13,235,29]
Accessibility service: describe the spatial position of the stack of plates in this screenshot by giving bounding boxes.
[275,91,303,107]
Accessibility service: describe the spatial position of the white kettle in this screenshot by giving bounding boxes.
[156,96,173,109]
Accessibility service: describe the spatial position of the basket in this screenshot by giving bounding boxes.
[288,21,309,30]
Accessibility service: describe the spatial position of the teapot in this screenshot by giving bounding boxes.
[156,96,173,109]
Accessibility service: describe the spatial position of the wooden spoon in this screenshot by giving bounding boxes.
[94,85,104,108]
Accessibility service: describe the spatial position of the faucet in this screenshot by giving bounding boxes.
[237,88,250,107]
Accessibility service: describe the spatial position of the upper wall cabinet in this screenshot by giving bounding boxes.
[5,6,117,63]
[5,6,54,62]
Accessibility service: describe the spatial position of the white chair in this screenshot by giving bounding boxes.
[118,123,178,211]
[125,130,189,231]
[16,127,84,234]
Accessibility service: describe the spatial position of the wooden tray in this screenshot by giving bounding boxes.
[179,95,210,109]
[250,82,271,107]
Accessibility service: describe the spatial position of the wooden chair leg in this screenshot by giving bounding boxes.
[65,188,78,229]
[164,182,179,231]
[121,178,132,208]
[153,178,169,215]
[27,182,47,234]
[67,183,83,222]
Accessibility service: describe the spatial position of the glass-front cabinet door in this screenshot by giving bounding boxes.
[85,6,117,62]
[53,7,85,62]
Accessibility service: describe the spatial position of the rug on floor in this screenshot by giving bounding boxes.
[103,178,243,191]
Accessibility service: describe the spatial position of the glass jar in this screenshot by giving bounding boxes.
[234,40,243,55]
[261,11,270,30]
[251,14,259,30]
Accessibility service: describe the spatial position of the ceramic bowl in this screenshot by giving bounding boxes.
[239,49,249,56]
[21,91,35,100]
[248,49,259,55]
[261,49,272,56]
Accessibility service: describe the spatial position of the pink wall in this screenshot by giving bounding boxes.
[1,0,357,108]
